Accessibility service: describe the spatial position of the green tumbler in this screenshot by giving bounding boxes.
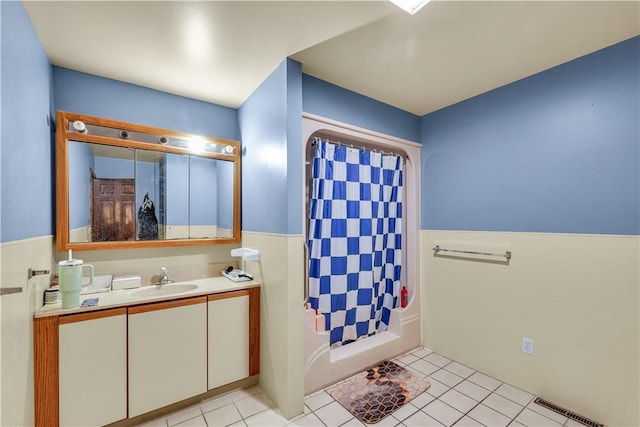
[58,259,94,309]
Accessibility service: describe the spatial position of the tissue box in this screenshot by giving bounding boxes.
[112,275,141,290]
[81,274,112,294]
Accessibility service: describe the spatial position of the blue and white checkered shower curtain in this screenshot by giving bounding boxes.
[308,140,403,347]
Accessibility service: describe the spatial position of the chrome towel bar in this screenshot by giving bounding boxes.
[433,245,512,260]
[0,287,22,296]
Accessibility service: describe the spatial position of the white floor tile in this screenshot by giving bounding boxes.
[467,372,502,391]
[430,369,464,388]
[340,417,366,426]
[439,389,478,414]
[444,362,476,379]
[245,409,287,427]
[423,400,464,427]
[167,406,203,426]
[235,394,274,418]
[425,377,451,398]
[453,415,485,426]
[287,412,324,427]
[425,353,452,368]
[514,408,561,427]
[410,359,440,376]
[371,413,401,426]
[454,381,492,402]
[314,401,353,426]
[397,354,420,365]
[228,386,261,401]
[203,403,243,427]
[482,393,523,419]
[526,401,568,424]
[305,391,335,411]
[467,404,511,427]
[494,384,534,406]
[175,415,208,427]
[149,350,556,427]
[391,402,419,422]
[201,395,236,413]
[411,348,433,359]
[409,391,436,409]
[403,410,445,427]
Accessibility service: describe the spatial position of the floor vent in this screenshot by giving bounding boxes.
[533,397,605,427]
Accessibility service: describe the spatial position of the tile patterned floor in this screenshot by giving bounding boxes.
[140,348,586,427]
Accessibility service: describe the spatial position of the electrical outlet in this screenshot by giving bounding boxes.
[522,337,534,355]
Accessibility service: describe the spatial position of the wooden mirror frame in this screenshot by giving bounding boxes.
[56,111,241,251]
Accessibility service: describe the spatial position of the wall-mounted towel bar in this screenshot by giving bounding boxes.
[28,268,50,280]
[433,245,512,260]
[0,287,23,296]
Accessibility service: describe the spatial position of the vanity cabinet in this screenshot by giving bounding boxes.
[34,285,260,427]
[59,308,127,426]
[128,297,208,417]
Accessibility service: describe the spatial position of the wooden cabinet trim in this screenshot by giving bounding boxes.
[128,296,207,315]
[59,307,127,324]
[248,287,260,376]
[207,289,249,302]
[34,316,59,427]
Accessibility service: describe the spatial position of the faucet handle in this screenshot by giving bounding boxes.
[155,267,173,285]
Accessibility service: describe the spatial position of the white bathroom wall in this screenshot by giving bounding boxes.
[421,230,640,427]
[0,236,55,427]
[241,231,305,420]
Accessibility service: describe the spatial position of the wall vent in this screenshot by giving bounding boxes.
[533,397,605,427]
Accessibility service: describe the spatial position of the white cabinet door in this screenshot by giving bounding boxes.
[128,297,207,417]
[208,291,249,389]
[59,309,127,427]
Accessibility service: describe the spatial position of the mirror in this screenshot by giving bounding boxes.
[57,111,241,251]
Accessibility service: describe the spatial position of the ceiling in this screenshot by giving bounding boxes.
[24,1,639,116]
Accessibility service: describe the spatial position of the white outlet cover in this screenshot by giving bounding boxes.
[522,337,534,355]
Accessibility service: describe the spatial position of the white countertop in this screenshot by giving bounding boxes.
[35,276,260,318]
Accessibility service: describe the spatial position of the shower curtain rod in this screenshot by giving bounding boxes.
[311,136,407,160]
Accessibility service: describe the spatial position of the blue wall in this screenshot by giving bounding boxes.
[286,60,303,235]
[217,160,235,231]
[189,156,217,226]
[0,1,54,242]
[421,36,640,235]
[68,141,95,229]
[53,67,240,141]
[302,74,421,143]
[238,59,302,234]
[166,154,190,227]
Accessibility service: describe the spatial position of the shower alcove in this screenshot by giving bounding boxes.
[302,114,422,395]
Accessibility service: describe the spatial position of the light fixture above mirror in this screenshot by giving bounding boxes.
[68,119,235,156]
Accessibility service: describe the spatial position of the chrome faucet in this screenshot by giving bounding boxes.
[153,267,174,285]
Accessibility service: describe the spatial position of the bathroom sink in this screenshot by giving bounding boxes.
[131,284,198,298]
